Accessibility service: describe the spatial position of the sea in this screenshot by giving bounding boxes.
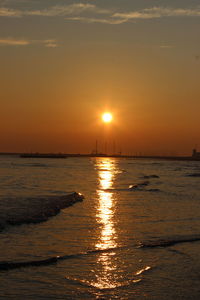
[0,155,200,299]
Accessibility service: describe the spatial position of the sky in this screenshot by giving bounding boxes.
[0,0,200,155]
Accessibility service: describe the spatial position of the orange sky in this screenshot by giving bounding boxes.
[0,0,200,155]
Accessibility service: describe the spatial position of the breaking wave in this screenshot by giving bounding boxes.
[1,233,200,272]
[139,234,200,248]
[0,192,84,231]
[0,246,128,271]
[129,181,150,189]
[141,175,160,179]
[186,173,200,177]
[103,181,160,193]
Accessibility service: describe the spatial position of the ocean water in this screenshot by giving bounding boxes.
[0,155,200,299]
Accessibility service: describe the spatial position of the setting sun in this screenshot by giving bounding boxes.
[102,112,113,123]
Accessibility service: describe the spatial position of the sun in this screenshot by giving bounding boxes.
[102,112,113,123]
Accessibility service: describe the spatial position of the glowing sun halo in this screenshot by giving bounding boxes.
[102,112,113,123]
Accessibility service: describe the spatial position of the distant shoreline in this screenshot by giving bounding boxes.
[0,152,199,161]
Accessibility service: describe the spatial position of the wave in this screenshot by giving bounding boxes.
[0,192,84,231]
[0,256,60,271]
[141,175,160,179]
[129,181,149,189]
[0,252,92,271]
[11,162,49,168]
[102,181,150,192]
[0,246,128,271]
[135,266,151,275]
[2,233,200,272]
[103,181,160,193]
[186,173,200,177]
[146,188,160,192]
[139,234,200,248]
[65,274,142,290]
[129,182,160,192]
[65,277,142,290]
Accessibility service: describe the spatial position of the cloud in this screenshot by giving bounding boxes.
[0,7,21,16]
[66,16,125,25]
[1,3,200,25]
[67,6,198,25]
[0,38,30,45]
[43,39,58,48]
[27,3,100,17]
[0,3,110,17]
[113,6,200,21]
[0,38,58,47]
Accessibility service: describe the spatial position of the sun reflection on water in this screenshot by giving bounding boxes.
[95,158,117,250]
[94,158,119,289]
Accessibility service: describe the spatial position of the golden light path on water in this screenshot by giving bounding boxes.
[96,158,117,250]
[89,158,151,290]
[93,158,120,289]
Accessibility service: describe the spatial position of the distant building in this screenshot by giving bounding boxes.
[192,149,200,159]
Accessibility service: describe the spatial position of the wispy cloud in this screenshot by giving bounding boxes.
[113,6,200,22]
[1,3,200,25]
[0,38,58,47]
[0,38,29,45]
[0,7,21,16]
[27,3,98,17]
[43,39,58,48]
[0,3,110,17]
[66,16,125,25]
[65,6,200,25]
